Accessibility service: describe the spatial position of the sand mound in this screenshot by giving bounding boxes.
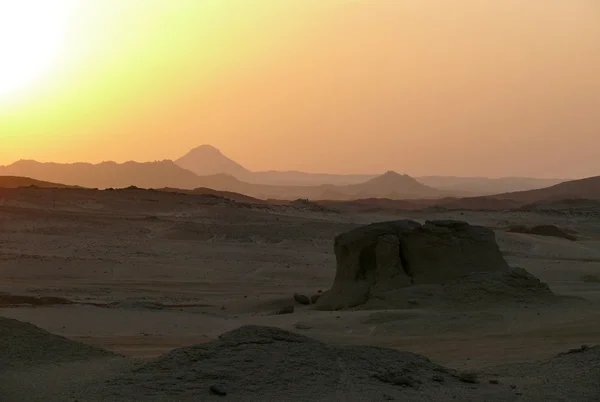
[507,224,576,241]
[96,325,485,401]
[0,293,74,307]
[488,345,600,401]
[315,220,519,310]
[0,317,117,368]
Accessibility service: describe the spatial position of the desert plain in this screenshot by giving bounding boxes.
[1,187,599,401]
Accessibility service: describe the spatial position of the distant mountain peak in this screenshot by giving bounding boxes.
[381,170,408,178]
[188,144,224,154]
[370,171,418,184]
[175,145,249,176]
[353,171,442,198]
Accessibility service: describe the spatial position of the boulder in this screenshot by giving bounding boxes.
[293,293,310,305]
[315,220,510,310]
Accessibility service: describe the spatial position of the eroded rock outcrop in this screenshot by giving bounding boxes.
[315,220,514,310]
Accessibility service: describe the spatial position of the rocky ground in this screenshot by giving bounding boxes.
[1,187,599,400]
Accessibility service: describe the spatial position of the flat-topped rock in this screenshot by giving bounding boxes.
[316,220,511,310]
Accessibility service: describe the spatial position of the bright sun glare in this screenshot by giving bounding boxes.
[0,0,74,104]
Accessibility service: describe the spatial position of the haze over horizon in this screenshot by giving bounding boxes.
[1,0,599,179]
[3,4,600,398]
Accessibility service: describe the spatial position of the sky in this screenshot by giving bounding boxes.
[0,0,599,178]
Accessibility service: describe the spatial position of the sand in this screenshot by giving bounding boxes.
[1,187,600,400]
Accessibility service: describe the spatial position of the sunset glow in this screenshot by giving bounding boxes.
[1,0,599,178]
[0,0,74,103]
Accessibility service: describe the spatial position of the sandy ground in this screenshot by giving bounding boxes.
[1,188,599,400]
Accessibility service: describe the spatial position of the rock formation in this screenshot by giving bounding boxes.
[315,220,550,310]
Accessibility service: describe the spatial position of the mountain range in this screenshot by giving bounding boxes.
[0,160,445,200]
[175,145,566,191]
[0,145,573,201]
[0,160,200,190]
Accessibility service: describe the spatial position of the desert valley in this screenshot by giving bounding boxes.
[1,148,600,401]
[2,1,599,400]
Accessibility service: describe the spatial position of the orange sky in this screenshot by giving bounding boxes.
[1,0,599,178]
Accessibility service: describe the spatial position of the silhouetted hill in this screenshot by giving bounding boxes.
[417,176,565,195]
[0,160,201,189]
[408,176,600,211]
[159,186,265,204]
[241,170,376,186]
[0,176,75,189]
[175,145,249,177]
[174,145,565,193]
[3,146,586,202]
[343,171,444,199]
[193,174,316,199]
[308,176,600,213]
[489,176,600,204]
[192,171,447,200]
[0,158,459,200]
[174,145,375,185]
